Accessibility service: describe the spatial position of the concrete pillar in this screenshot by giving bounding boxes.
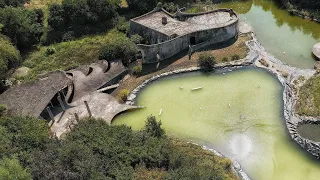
[57,95,66,111]
[46,107,55,124]
[74,113,80,123]
[188,45,192,61]
[84,101,92,117]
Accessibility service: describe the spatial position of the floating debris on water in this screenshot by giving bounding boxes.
[179,87,183,90]
[191,87,203,91]
[159,109,162,116]
[228,104,232,108]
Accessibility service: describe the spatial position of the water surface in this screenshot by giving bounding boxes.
[216,0,320,69]
[298,123,320,142]
[113,68,320,180]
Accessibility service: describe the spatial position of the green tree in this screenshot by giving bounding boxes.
[144,116,165,138]
[0,157,32,180]
[0,0,29,8]
[198,53,216,71]
[0,7,44,49]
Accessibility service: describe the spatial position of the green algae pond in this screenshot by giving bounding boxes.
[113,68,320,180]
[215,0,320,69]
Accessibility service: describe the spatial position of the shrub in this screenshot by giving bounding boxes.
[198,53,216,70]
[130,34,143,44]
[99,37,139,66]
[44,47,56,57]
[144,116,165,138]
[222,57,229,62]
[131,64,142,76]
[231,54,240,61]
[118,89,129,102]
[0,104,7,117]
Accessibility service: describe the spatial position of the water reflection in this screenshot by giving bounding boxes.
[217,0,320,68]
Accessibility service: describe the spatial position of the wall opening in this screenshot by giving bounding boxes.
[190,36,196,45]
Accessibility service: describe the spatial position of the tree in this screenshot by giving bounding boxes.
[46,0,120,44]
[197,53,216,71]
[144,116,165,138]
[0,7,44,49]
[0,157,32,180]
[0,0,29,8]
[127,0,157,13]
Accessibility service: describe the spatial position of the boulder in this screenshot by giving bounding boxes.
[313,42,320,60]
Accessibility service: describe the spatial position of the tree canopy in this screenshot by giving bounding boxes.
[0,116,236,179]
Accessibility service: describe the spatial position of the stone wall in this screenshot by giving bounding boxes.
[138,20,238,64]
[130,20,169,44]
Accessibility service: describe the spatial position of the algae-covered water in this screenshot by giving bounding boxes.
[298,124,320,142]
[216,0,320,69]
[113,68,320,180]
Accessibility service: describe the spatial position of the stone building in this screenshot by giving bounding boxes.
[130,8,239,63]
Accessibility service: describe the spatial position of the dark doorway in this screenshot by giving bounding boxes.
[190,36,196,45]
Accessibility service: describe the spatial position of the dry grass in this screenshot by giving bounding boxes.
[112,34,250,98]
[296,74,320,117]
[26,0,62,9]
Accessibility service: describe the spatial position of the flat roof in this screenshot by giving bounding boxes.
[132,10,237,37]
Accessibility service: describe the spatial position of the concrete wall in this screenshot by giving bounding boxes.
[139,20,238,64]
[130,20,169,44]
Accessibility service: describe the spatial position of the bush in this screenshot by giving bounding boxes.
[130,34,143,44]
[118,89,129,102]
[131,64,142,75]
[0,104,7,117]
[44,47,56,57]
[222,57,229,62]
[231,54,240,61]
[198,53,216,70]
[99,36,139,66]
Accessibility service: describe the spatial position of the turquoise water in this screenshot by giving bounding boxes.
[216,0,320,69]
[113,68,320,180]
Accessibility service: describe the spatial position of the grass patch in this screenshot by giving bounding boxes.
[22,29,130,81]
[296,74,320,117]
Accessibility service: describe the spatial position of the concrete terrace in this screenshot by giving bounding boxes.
[132,10,237,37]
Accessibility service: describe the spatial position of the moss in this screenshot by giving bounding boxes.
[296,75,320,116]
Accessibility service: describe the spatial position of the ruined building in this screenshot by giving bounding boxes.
[130,8,239,63]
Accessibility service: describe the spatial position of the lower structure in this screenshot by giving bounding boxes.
[130,7,239,63]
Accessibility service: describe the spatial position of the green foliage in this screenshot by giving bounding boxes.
[44,47,55,57]
[46,0,121,44]
[23,30,128,81]
[0,0,28,8]
[131,64,142,76]
[222,57,229,62]
[0,36,20,83]
[231,54,240,61]
[198,53,216,70]
[118,88,129,102]
[127,0,157,14]
[0,157,32,180]
[130,34,143,44]
[0,104,7,117]
[144,116,165,138]
[0,116,50,156]
[0,7,44,49]
[99,33,139,65]
[0,116,237,179]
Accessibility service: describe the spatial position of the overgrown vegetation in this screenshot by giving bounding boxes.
[0,116,238,179]
[0,36,21,92]
[277,0,320,20]
[22,30,134,81]
[118,88,129,102]
[198,53,216,70]
[296,74,320,117]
